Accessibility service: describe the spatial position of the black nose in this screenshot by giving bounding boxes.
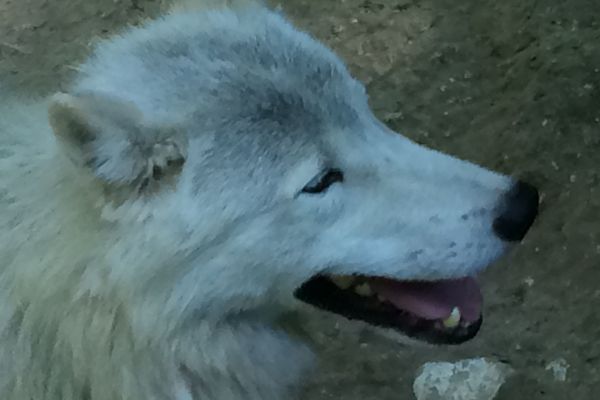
[493,181,539,242]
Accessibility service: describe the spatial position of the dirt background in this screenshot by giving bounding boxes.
[1,0,599,399]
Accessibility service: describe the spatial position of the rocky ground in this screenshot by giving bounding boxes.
[1,0,599,398]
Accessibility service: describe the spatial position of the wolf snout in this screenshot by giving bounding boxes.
[493,180,539,242]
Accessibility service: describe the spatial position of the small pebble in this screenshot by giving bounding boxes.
[545,358,569,382]
[524,277,535,287]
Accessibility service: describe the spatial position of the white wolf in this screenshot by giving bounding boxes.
[0,1,538,399]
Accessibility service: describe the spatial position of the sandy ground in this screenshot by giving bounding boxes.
[1,0,599,398]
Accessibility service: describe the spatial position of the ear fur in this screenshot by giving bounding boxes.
[48,92,187,187]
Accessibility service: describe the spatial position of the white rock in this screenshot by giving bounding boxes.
[413,358,513,400]
[545,358,569,382]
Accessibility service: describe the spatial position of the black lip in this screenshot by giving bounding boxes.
[294,275,482,345]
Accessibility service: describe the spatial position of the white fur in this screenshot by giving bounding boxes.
[0,2,515,399]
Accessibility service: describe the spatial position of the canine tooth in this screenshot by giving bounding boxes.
[354,283,373,297]
[442,307,461,328]
[331,275,355,290]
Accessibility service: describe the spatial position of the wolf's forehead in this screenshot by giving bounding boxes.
[75,7,368,133]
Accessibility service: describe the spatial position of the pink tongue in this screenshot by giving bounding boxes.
[371,277,483,322]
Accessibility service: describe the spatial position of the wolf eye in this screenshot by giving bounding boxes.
[302,168,344,194]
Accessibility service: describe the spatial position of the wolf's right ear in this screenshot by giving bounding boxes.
[48,92,187,187]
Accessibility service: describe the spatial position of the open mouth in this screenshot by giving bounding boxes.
[294,274,483,345]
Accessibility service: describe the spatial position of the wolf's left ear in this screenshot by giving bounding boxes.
[48,92,187,186]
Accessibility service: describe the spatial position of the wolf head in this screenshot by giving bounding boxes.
[48,5,538,343]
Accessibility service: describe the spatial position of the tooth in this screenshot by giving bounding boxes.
[331,275,355,290]
[442,307,461,328]
[354,283,373,297]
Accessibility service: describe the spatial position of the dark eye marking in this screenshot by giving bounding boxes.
[302,168,344,194]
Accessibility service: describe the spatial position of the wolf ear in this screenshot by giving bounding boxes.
[48,92,187,186]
